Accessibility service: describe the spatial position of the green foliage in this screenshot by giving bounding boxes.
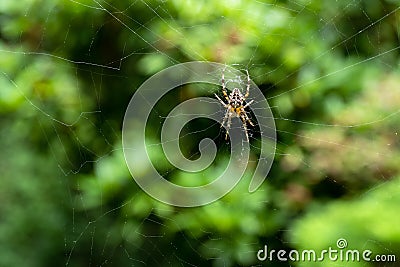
[0,117,66,267]
[289,176,400,267]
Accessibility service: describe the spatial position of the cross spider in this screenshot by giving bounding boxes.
[214,69,254,141]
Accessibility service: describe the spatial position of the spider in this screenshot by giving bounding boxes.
[214,69,254,141]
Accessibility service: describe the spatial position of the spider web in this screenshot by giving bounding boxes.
[1,0,399,266]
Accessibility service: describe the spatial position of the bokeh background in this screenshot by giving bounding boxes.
[1,0,400,266]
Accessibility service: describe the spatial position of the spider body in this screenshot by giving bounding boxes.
[214,69,254,141]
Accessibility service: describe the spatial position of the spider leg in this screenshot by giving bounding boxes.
[214,94,228,107]
[248,119,254,127]
[222,66,230,102]
[242,100,254,127]
[243,99,254,109]
[239,114,250,141]
[244,69,250,99]
[242,111,254,126]
[221,107,230,128]
[242,100,254,126]
[225,113,232,140]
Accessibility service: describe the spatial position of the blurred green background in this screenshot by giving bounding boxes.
[1,0,400,266]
